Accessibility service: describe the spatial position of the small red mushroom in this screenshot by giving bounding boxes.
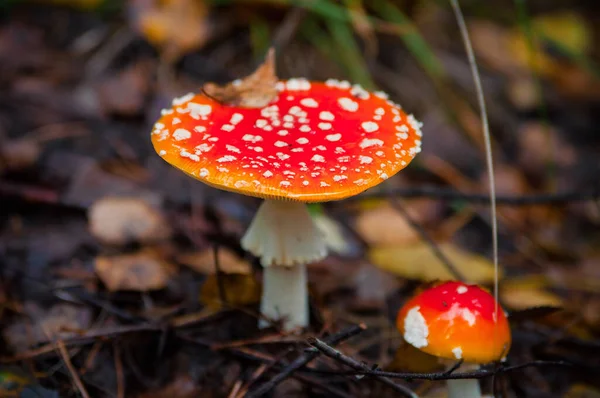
[397,281,511,398]
[151,61,422,330]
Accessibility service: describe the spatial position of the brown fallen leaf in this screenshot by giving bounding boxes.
[203,48,278,108]
[564,384,600,398]
[200,274,260,311]
[369,242,500,284]
[177,248,251,275]
[132,0,210,57]
[500,276,563,311]
[95,249,175,292]
[0,138,42,171]
[96,61,153,116]
[2,303,92,352]
[354,202,426,246]
[88,196,172,245]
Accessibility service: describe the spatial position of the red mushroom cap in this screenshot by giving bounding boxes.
[151,79,422,202]
[396,281,511,364]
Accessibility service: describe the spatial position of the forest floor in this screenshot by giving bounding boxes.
[0,1,599,397]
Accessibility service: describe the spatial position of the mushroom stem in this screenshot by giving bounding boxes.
[446,363,481,398]
[260,263,308,330]
[241,200,327,330]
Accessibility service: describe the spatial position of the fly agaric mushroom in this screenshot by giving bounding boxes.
[151,52,422,330]
[396,281,511,398]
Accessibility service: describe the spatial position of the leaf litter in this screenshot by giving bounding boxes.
[0,1,599,397]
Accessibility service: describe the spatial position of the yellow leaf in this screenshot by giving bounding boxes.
[507,12,592,77]
[564,384,600,398]
[199,274,260,311]
[369,242,500,284]
[355,203,422,246]
[388,343,443,373]
[178,248,251,275]
[500,276,563,310]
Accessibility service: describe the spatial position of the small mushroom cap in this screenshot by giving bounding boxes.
[397,281,511,364]
[151,79,422,202]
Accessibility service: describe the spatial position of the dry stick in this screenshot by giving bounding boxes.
[114,343,125,398]
[351,187,600,205]
[390,199,465,281]
[245,324,366,398]
[56,340,91,398]
[449,0,500,351]
[307,337,417,398]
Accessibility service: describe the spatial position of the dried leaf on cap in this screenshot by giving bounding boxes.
[95,249,175,292]
[88,196,172,245]
[203,48,278,108]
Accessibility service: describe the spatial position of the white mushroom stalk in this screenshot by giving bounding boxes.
[241,200,326,329]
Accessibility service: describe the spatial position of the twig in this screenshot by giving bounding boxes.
[346,186,600,205]
[307,337,417,398]
[245,324,366,398]
[114,343,125,398]
[390,199,465,281]
[56,339,91,398]
[313,360,575,380]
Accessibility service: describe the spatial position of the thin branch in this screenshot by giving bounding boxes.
[56,339,91,398]
[245,324,366,398]
[308,337,417,398]
[346,186,600,205]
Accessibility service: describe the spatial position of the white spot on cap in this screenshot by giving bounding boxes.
[230,113,243,124]
[172,93,194,106]
[277,129,289,136]
[173,128,191,141]
[326,133,342,142]
[302,180,309,186]
[300,125,311,133]
[274,141,288,148]
[172,117,181,125]
[234,180,249,188]
[199,168,209,177]
[300,98,318,108]
[263,170,273,178]
[403,306,429,348]
[311,154,325,162]
[360,138,384,148]
[318,122,332,130]
[320,181,330,187]
[255,119,268,128]
[440,303,477,326]
[221,124,234,132]
[375,107,385,115]
[194,126,206,133]
[286,78,311,91]
[457,285,468,294]
[333,175,347,182]
[359,155,373,164]
[280,180,291,187]
[242,134,263,143]
[319,111,335,121]
[226,145,240,153]
[362,121,379,132]
[217,155,236,163]
[180,149,200,162]
[159,150,166,156]
[452,347,463,359]
[296,137,309,144]
[187,103,212,119]
[338,97,358,112]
